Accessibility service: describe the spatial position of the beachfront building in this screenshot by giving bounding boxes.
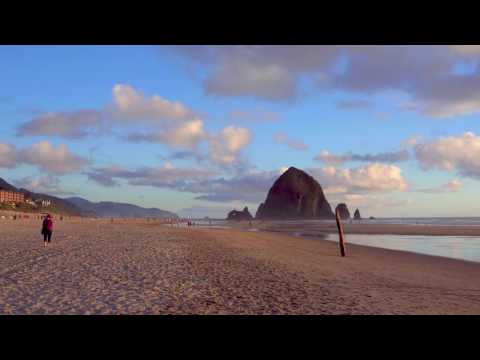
[0,190,25,204]
[35,199,51,207]
[25,198,38,207]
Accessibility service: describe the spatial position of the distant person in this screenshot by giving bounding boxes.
[41,214,53,247]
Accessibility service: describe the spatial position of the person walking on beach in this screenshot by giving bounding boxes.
[41,214,53,247]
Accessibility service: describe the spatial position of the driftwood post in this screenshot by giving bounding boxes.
[335,208,346,257]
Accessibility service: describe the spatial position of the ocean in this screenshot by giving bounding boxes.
[191,217,480,263]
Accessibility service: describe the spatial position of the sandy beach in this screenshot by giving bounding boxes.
[252,221,480,236]
[0,218,479,315]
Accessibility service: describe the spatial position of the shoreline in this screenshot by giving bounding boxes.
[194,227,480,314]
[198,225,480,265]
[198,221,480,264]
[230,221,480,237]
[200,226,480,264]
[1,220,479,314]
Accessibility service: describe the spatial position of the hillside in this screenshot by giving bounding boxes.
[66,197,178,219]
[0,178,18,192]
[0,177,83,216]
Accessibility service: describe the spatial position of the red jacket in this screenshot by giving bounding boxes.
[42,218,53,232]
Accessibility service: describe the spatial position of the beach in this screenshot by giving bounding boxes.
[0,218,479,314]
[251,220,480,236]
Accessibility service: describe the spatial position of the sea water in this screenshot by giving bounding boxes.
[193,218,480,263]
[307,233,480,263]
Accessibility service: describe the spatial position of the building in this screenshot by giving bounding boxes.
[35,199,51,207]
[0,190,25,204]
[25,199,37,207]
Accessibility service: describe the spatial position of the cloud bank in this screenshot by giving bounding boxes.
[0,141,90,174]
[315,150,410,164]
[169,45,480,118]
[16,84,253,169]
[414,132,480,178]
[273,132,309,151]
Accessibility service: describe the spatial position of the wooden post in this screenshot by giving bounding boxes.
[335,208,346,257]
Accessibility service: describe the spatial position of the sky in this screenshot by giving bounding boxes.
[2,45,480,218]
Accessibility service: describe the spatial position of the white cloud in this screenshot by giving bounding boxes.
[13,175,74,196]
[112,85,208,149]
[337,99,372,110]
[85,165,285,204]
[411,97,480,119]
[1,141,89,174]
[111,85,253,165]
[416,179,463,194]
[315,149,409,164]
[414,132,480,177]
[111,84,192,121]
[0,143,17,168]
[170,45,480,119]
[17,110,102,139]
[169,45,340,100]
[204,59,297,100]
[445,179,463,192]
[15,84,254,169]
[229,109,280,122]
[327,193,414,215]
[309,163,409,193]
[165,118,205,147]
[401,135,423,149]
[273,132,308,151]
[128,118,206,148]
[449,45,480,57]
[208,126,252,166]
[323,186,349,195]
[84,163,218,189]
[315,151,346,165]
[18,141,90,174]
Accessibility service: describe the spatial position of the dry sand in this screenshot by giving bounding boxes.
[0,219,479,314]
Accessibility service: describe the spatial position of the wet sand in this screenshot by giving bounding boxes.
[253,221,480,236]
[0,219,479,314]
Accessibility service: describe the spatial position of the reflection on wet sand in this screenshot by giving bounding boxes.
[199,219,480,263]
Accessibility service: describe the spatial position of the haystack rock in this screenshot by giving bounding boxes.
[255,167,334,220]
[335,203,350,220]
[227,207,253,221]
[354,209,362,220]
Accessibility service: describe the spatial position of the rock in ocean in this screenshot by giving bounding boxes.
[227,207,253,221]
[335,203,351,220]
[354,208,362,220]
[255,167,334,220]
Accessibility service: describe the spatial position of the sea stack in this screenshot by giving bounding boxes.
[335,203,350,220]
[255,167,334,220]
[354,209,362,220]
[227,207,253,221]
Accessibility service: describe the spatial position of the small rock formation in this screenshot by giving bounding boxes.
[354,208,362,220]
[335,203,350,220]
[255,167,334,220]
[256,203,264,217]
[227,207,253,221]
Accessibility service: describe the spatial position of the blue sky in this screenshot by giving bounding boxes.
[1,45,480,217]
